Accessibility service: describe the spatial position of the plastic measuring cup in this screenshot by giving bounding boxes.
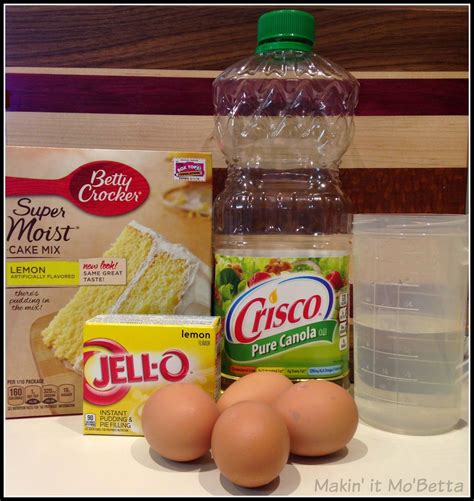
[352,214,468,435]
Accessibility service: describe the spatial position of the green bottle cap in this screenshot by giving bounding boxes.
[256,9,315,54]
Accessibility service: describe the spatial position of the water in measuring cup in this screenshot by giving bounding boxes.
[354,283,465,435]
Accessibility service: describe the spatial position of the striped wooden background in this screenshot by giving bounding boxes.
[5,5,469,214]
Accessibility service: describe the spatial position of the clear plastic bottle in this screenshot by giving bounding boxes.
[213,10,359,390]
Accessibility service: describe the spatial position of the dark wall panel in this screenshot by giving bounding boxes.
[212,168,468,215]
[6,6,468,71]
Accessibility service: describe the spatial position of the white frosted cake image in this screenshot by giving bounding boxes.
[41,221,211,372]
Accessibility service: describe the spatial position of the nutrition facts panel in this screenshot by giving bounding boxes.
[6,382,76,414]
[7,383,75,406]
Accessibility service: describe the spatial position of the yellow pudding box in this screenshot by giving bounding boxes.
[83,314,221,436]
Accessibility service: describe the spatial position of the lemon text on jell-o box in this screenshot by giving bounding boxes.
[83,314,221,436]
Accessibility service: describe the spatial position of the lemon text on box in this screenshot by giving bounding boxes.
[6,261,80,287]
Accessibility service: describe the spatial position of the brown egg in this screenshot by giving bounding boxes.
[211,401,290,488]
[217,371,293,412]
[141,383,219,462]
[273,380,358,457]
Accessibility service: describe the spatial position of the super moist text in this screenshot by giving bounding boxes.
[7,197,79,255]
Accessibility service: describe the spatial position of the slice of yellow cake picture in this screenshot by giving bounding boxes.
[41,221,211,373]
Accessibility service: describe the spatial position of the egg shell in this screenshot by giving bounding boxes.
[141,383,219,462]
[217,371,293,412]
[273,379,358,457]
[211,401,290,488]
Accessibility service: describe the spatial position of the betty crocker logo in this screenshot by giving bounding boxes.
[6,161,150,216]
[69,161,150,215]
[83,339,190,406]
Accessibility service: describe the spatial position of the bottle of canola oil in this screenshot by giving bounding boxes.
[213,9,359,390]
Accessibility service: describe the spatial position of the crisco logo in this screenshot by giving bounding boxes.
[83,339,190,406]
[225,273,334,344]
[69,161,150,215]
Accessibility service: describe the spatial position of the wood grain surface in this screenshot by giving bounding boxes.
[6,73,468,116]
[6,109,468,214]
[6,112,468,170]
[5,5,469,215]
[5,6,468,71]
[6,67,469,79]
[213,167,468,215]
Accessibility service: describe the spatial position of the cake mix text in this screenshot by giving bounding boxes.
[7,198,79,255]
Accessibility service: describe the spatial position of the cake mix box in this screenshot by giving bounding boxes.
[83,314,221,436]
[5,146,213,418]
